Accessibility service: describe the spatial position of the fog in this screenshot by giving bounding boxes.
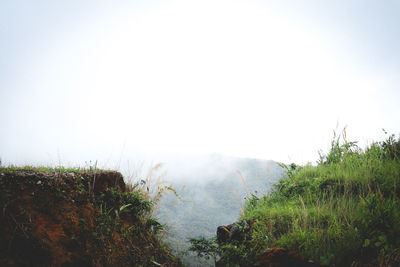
[1,3,400,265]
[1,0,400,173]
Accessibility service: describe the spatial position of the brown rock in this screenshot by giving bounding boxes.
[91,171,126,194]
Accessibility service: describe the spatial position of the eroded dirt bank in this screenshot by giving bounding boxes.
[0,168,181,267]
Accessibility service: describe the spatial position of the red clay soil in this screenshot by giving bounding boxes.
[0,168,181,267]
[254,248,324,267]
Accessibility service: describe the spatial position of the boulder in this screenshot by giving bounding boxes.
[217,220,249,244]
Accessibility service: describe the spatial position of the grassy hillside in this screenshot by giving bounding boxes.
[195,131,400,266]
[0,167,182,266]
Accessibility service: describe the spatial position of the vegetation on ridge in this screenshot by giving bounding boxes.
[190,130,400,266]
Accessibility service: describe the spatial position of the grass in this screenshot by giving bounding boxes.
[0,165,87,173]
[209,130,400,266]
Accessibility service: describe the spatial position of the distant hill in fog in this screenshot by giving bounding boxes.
[155,154,284,266]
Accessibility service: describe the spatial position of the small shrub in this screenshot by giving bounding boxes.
[97,188,153,219]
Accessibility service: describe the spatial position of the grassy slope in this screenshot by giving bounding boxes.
[220,132,400,266]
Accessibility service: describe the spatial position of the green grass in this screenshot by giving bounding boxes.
[215,130,400,266]
[0,165,98,173]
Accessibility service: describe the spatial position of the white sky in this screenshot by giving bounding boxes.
[1,0,400,167]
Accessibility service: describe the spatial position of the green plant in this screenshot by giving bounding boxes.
[188,236,219,265]
[98,188,153,219]
[146,218,163,234]
[215,130,400,266]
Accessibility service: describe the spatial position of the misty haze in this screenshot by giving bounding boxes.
[1,0,400,266]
